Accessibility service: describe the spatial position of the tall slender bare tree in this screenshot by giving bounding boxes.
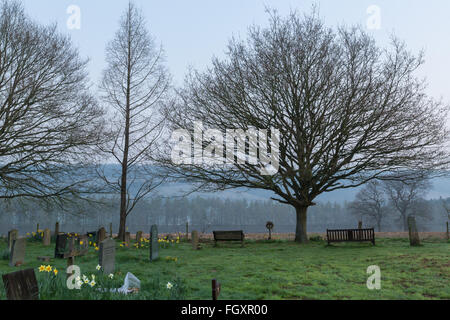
[99,2,170,240]
[0,0,105,206]
[160,10,450,243]
[348,181,388,231]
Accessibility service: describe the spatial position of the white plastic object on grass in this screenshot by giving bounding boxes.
[108,272,141,295]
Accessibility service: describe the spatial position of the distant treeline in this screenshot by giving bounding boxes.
[0,195,448,236]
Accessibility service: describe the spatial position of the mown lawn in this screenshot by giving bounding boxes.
[0,237,448,300]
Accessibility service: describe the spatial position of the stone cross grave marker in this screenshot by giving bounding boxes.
[136,231,143,247]
[9,237,26,267]
[408,216,421,246]
[2,269,39,300]
[192,230,199,250]
[99,238,116,274]
[43,229,51,246]
[97,227,106,243]
[150,225,159,262]
[7,229,18,252]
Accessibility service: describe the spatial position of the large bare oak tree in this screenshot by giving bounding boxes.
[99,2,170,240]
[161,10,450,243]
[0,0,105,207]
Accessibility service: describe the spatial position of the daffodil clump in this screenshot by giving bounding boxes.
[164,256,178,263]
[158,235,180,248]
[26,230,44,242]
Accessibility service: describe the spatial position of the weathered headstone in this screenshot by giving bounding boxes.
[124,232,131,247]
[2,269,39,300]
[43,229,51,246]
[77,235,89,256]
[136,231,143,247]
[149,225,159,262]
[212,279,221,300]
[408,216,421,246]
[97,227,106,243]
[7,229,18,252]
[192,230,199,250]
[99,238,116,274]
[9,238,26,267]
[54,233,68,258]
[37,256,51,262]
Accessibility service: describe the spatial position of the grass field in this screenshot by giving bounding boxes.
[0,236,448,300]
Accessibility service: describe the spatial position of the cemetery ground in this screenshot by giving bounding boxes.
[0,234,448,300]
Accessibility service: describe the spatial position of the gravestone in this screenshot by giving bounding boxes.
[97,227,106,243]
[136,231,143,247]
[192,230,199,250]
[77,235,89,256]
[54,233,68,258]
[212,279,221,300]
[7,229,18,252]
[99,238,116,274]
[125,232,131,247]
[9,238,26,267]
[43,229,51,246]
[149,225,159,262]
[408,216,421,246]
[54,222,59,237]
[2,269,39,300]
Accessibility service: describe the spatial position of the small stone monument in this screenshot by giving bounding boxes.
[54,233,68,258]
[136,231,143,247]
[97,227,106,243]
[99,238,116,274]
[7,229,18,252]
[192,230,199,250]
[149,225,159,262]
[408,216,421,246]
[43,229,51,246]
[9,238,26,267]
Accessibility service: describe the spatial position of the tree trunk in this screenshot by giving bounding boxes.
[295,206,309,243]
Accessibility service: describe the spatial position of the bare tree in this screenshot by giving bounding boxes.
[160,10,449,243]
[0,0,105,207]
[99,1,170,240]
[348,181,388,231]
[383,175,432,231]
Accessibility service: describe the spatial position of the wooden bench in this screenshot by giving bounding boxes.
[213,231,245,247]
[327,228,375,245]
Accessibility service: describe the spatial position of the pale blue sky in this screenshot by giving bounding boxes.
[20,0,450,101]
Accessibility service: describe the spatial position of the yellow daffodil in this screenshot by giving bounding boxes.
[39,265,46,272]
[53,269,58,276]
[95,247,99,251]
[45,265,52,272]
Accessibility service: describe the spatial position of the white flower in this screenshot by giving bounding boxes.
[109,274,114,279]
[76,280,83,287]
[90,280,96,287]
[82,274,88,281]
[166,282,173,290]
[96,265,101,271]
[91,274,96,280]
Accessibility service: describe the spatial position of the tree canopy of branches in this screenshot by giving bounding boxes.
[161,10,450,243]
[383,175,432,231]
[0,0,105,207]
[99,1,170,240]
